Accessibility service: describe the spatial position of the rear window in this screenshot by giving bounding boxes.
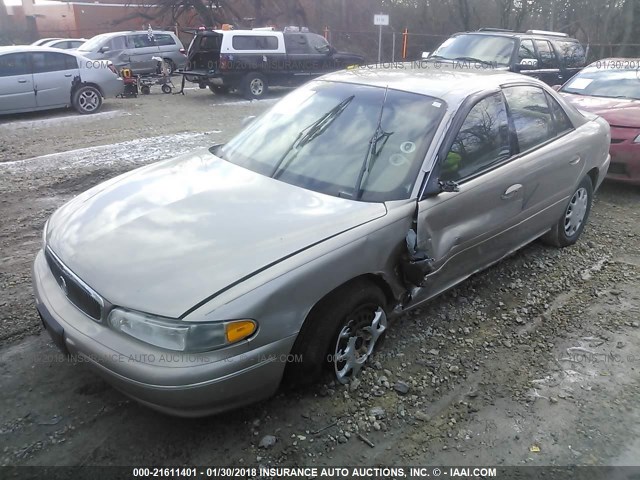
[232,35,279,51]
[156,34,176,46]
[197,35,221,51]
[555,40,585,68]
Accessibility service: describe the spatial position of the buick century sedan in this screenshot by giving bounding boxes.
[33,67,610,416]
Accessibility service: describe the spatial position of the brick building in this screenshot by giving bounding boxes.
[4,0,202,44]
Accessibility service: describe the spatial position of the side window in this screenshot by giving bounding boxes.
[32,52,76,73]
[441,93,510,182]
[65,54,78,70]
[156,34,176,46]
[534,40,559,69]
[131,34,155,49]
[306,33,330,53]
[555,40,585,68]
[0,53,30,76]
[106,36,127,51]
[517,39,537,65]
[285,34,309,54]
[545,92,574,135]
[503,86,555,152]
[232,35,279,50]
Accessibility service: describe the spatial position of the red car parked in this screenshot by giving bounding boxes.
[559,58,640,185]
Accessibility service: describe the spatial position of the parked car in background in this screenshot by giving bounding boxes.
[428,28,586,85]
[559,58,640,185]
[30,38,62,46]
[182,27,364,99]
[77,30,187,75]
[0,46,123,115]
[33,67,609,416]
[41,38,87,50]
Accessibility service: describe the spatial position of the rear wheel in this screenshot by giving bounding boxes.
[162,59,175,75]
[72,85,102,114]
[542,176,593,247]
[241,72,268,100]
[284,280,387,387]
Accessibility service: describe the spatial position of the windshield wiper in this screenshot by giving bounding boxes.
[452,56,495,66]
[271,95,355,178]
[353,86,393,200]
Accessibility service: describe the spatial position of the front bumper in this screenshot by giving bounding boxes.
[32,249,295,417]
[607,127,640,185]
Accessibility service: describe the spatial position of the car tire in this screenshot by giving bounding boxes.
[72,85,103,114]
[241,72,268,100]
[284,280,387,387]
[541,176,593,247]
[162,59,175,75]
[209,84,230,95]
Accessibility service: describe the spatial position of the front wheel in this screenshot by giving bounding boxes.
[72,85,103,114]
[542,176,593,247]
[284,281,387,387]
[241,73,268,99]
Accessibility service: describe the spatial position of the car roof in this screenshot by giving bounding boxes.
[321,66,547,102]
[454,30,581,42]
[0,45,85,56]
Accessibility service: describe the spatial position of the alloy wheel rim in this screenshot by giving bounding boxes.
[564,187,588,237]
[250,78,264,96]
[333,305,387,384]
[79,90,99,112]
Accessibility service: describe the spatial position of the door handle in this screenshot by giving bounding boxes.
[569,155,581,165]
[64,74,72,77]
[501,183,523,200]
[18,79,27,83]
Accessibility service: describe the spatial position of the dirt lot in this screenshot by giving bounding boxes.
[0,88,639,470]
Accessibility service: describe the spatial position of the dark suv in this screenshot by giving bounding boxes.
[182,28,364,99]
[429,29,586,85]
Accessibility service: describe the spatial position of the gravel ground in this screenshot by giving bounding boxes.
[0,88,639,469]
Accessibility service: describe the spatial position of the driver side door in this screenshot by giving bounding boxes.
[412,92,526,302]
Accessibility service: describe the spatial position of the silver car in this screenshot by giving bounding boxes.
[77,30,187,75]
[33,68,610,416]
[0,46,123,115]
[41,38,87,50]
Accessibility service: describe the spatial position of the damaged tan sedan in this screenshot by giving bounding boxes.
[33,68,610,416]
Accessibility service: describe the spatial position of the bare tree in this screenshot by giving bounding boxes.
[0,0,11,44]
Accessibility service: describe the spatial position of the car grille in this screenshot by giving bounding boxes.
[45,248,103,321]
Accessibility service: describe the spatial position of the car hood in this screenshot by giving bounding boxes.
[47,148,387,318]
[561,93,640,128]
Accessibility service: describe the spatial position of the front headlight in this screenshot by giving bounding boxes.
[107,308,257,352]
[633,134,640,143]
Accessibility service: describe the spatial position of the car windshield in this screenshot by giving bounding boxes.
[561,66,640,100]
[431,34,515,66]
[77,34,109,52]
[215,81,445,202]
